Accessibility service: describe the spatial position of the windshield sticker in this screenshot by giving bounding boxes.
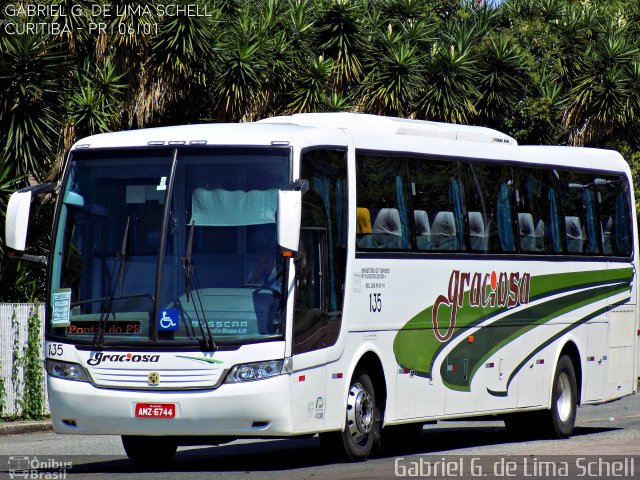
[190,320,250,335]
[67,321,140,335]
[52,289,71,327]
[157,176,167,191]
[158,308,180,331]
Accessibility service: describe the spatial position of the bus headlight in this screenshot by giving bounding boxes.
[46,359,90,382]
[225,360,284,383]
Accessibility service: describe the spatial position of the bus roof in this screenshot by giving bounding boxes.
[70,113,629,175]
[260,112,517,146]
[72,113,516,150]
[70,121,342,150]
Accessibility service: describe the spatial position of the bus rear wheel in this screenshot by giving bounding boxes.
[320,370,380,461]
[122,435,177,466]
[544,355,577,438]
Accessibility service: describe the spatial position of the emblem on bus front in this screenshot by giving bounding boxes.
[148,372,160,386]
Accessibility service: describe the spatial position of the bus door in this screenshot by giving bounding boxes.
[289,194,329,432]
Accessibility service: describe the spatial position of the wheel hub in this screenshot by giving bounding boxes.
[556,372,572,422]
[346,382,373,442]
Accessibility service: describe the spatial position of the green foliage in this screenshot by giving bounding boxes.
[67,56,126,139]
[10,308,21,416]
[358,32,425,116]
[0,306,46,419]
[476,35,530,129]
[316,0,368,91]
[0,34,67,180]
[0,360,4,417]
[288,55,335,113]
[21,305,45,419]
[418,42,478,123]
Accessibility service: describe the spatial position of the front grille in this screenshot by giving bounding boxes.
[89,367,226,390]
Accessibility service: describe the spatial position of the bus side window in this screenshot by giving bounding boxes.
[408,157,464,251]
[513,168,562,254]
[293,194,328,354]
[612,189,631,256]
[560,171,600,255]
[296,148,347,354]
[462,163,515,253]
[356,154,411,250]
[595,175,632,257]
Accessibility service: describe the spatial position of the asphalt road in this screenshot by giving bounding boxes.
[0,393,639,480]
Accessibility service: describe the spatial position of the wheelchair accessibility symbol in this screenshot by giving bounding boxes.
[158,309,179,331]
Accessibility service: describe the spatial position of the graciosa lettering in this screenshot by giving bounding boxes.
[432,270,531,342]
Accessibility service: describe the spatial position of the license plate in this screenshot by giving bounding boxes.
[135,403,175,418]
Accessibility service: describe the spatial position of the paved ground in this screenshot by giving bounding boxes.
[0,393,638,479]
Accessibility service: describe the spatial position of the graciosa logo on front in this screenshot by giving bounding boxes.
[432,270,531,342]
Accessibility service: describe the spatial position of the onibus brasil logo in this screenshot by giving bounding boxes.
[432,270,531,342]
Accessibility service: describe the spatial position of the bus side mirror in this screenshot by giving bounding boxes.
[5,183,56,258]
[6,190,33,254]
[277,189,302,253]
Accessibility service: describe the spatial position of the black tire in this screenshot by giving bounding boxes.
[122,435,177,466]
[320,370,380,461]
[544,355,578,438]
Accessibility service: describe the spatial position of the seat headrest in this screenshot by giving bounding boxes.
[357,207,372,234]
[518,213,535,236]
[468,211,485,235]
[373,208,402,236]
[414,210,430,235]
[565,216,583,239]
[431,211,456,235]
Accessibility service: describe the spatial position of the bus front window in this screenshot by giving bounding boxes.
[52,147,290,346]
[159,148,290,345]
[53,150,174,342]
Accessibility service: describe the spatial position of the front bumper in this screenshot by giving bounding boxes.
[48,373,293,436]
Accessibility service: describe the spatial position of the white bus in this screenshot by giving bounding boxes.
[5,113,638,464]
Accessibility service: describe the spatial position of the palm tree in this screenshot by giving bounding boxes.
[65,56,126,144]
[476,35,530,130]
[315,0,368,93]
[210,6,273,121]
[0,34,68,181]
[358,29,425,116]
[145,0,219,123]
[287,54,335,113]
[564,21,639,145]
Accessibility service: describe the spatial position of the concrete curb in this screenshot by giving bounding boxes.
[0,421,52,435]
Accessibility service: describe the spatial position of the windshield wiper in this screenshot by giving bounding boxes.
[181,223,216,351]
[92,216,130,350]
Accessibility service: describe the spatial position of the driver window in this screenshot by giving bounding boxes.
[293,193,328,354]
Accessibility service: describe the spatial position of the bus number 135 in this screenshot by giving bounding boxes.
[369,293,382,313]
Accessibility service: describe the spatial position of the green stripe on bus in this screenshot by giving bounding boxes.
[393,267,633,380]
[441,282,631,392]
[487,297,631,397]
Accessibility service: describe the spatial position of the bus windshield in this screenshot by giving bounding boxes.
[51,147,290,347]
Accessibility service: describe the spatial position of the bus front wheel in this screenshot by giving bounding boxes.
[320,370,380,461]
[122,435,177,466]
[545,355,578,438]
